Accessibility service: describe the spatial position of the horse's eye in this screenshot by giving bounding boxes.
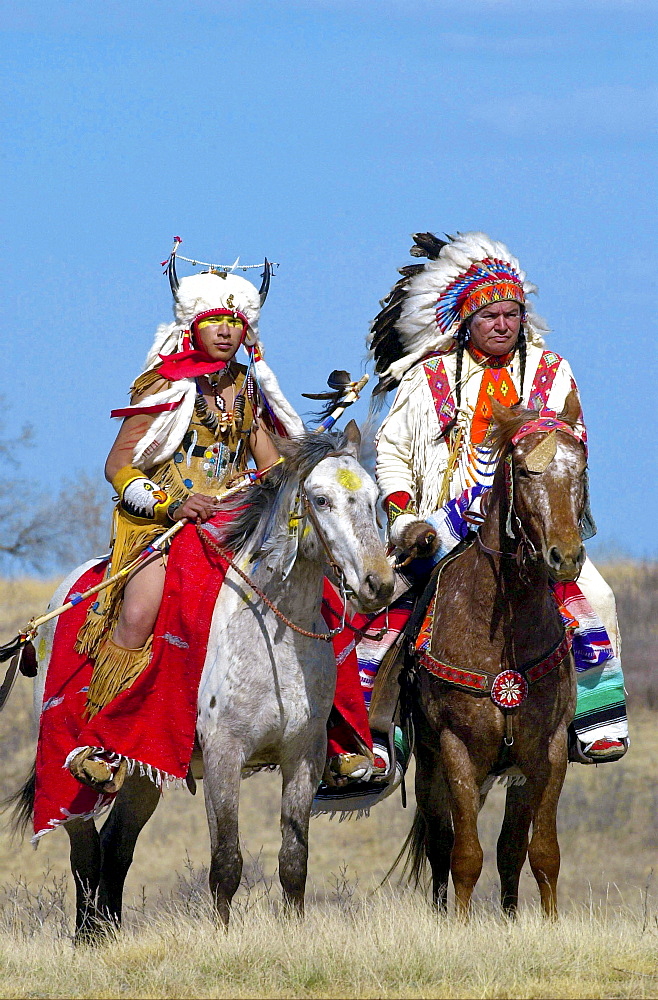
[315,496,329,508]
[516,468,531,479]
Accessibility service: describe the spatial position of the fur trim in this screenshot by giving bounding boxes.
[253,350,305,437]
[128,382,197,469]
[143,272,261,373]
[132,273,303,462]
[372,232,549,385]
[174,271,260,341]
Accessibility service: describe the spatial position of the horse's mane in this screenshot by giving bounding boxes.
[219,428,353,559]
[487,403,547,455]
[488,389,581,456]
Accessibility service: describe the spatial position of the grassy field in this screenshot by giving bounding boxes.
[0,568,656,998]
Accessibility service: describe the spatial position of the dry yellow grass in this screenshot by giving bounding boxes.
[0,572,656,998]
[0,893,657,999]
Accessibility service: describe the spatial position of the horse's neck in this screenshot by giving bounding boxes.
[471,489,556,635]
[253,553,325,626]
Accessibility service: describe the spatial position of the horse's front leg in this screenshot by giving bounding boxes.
[441,729,483,918]
[497,783,533,916]
[97,773,161,927]
[278,726,326,916]
[202,734,243,927]
[414,741,453,911]
[65,817,102,943]
[526,724,569,919]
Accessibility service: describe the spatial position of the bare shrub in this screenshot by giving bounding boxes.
[602,562,658,709]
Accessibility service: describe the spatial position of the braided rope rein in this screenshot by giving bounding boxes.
[196,524,345,642]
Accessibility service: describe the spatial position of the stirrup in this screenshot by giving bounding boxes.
[569,732,628,764]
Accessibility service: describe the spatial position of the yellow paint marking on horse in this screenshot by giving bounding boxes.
[336,468,362,491]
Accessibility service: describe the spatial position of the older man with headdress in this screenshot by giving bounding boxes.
[369,231,628,764]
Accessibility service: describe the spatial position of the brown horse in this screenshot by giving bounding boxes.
[401,391,586,918]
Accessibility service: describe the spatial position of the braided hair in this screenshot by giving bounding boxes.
[516,325,527,404]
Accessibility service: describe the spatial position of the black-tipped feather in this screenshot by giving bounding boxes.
[410,232,448,259]
[370,232,450,394]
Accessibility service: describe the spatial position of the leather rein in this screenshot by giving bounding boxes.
[197,486,349,643]
[467,456,539,573]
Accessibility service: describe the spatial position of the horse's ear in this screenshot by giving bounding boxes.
[342,419,361,458]
[558,389,581,427]
[491,397,518,431]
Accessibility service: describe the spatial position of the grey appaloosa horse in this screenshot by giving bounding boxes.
[14,423,393,935]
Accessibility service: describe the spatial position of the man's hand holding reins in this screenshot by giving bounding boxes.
[397,520,440,567]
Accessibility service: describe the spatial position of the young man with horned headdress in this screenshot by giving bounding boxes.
[368,231,628,764]
[65,244,304,792]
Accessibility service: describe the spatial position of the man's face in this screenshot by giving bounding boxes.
[194,314,246,361]
[468,300,522,356]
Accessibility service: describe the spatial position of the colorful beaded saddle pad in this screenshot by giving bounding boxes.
[415,593,573,708]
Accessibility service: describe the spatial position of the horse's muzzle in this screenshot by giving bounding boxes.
[545,542,586,582]
[357,565,395,612]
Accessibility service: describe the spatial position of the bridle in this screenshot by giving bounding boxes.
[197,482,353,642]
[473,418,585,576]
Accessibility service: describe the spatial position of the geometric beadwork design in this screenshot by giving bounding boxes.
[423,354,457,435]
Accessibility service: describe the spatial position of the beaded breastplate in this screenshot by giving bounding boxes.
[150,369,256,500]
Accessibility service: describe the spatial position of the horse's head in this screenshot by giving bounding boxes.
[297,421,394,612]
[223,421,394,612]
[491,391,587,582]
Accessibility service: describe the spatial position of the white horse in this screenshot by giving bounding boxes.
[13,423,394,935]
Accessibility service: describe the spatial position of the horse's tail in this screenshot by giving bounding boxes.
[385,808,428,887]
[1,760,36,839]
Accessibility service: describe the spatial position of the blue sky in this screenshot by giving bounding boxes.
[2,0,656,557]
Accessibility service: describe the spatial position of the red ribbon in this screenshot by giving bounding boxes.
[157,349,228,381]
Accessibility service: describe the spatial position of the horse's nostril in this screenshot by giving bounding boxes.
[365,572,378,596]
[548,546,562,568]
[577,544,586,566]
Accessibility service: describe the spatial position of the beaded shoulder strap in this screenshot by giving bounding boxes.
[527,350,563,410]
[422,353,457,435]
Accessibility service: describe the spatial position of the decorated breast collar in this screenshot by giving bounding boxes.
[416,586,573,707]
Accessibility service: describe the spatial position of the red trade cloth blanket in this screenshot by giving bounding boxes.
[321,580,373,756]
[33,515,233,841]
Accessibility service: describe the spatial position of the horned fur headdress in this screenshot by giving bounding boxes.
[369,231,549,394]
[125,241,303,469]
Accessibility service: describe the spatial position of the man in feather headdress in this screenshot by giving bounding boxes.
[369,231,628,764]
[64,248,304,793]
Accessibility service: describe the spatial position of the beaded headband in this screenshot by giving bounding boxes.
[436,258,525,335]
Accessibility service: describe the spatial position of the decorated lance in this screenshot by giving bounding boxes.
[0,372,368,696]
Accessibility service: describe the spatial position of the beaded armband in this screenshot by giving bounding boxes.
[383,491,417,529]
[112,466,170,525]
